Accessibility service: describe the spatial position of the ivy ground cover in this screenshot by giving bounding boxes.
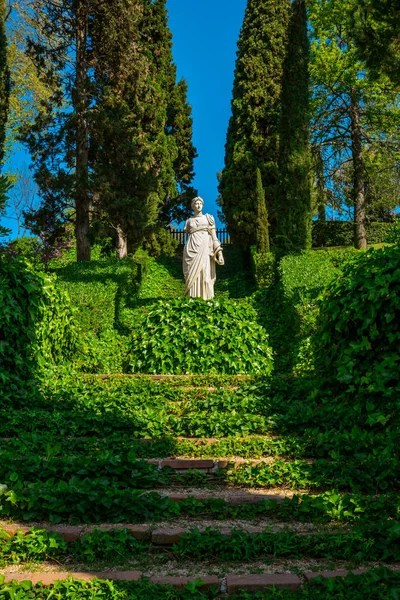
[1,247,399,596]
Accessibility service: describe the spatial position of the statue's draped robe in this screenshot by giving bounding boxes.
[183,214,217,299]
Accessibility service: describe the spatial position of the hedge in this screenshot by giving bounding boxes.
[312,221,391,247]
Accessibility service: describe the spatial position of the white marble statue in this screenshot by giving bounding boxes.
[183,197,224,299]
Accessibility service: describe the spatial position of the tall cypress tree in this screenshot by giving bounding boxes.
[162,77,197,224]
[0,0,9,167]
[255,167,270,253]
[218,0,291,249]
[91,0,196,257]
[146,0,197,225]
[276,0,312,252]
[91,0,171,258]
[0,0,10,238]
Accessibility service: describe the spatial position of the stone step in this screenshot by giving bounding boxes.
[0,522,347,545]
[93,373,250,388]
[1,571,217,591]
[145,457,274,472]
[163,489,288,505]
[0,568,382,594]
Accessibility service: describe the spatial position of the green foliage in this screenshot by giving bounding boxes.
[0,257,78,378]
[142,227,179,258]
[313,221,392,247]
[227,457,399,492]
[6,236,42,266]
[127,298,273,374]
[3,521,400,569]
[278,250,355,304]
[255,167,270,253]
[53,256,144,373]
[250,247,275,289]
[0,574,217,599]
[277,0,312,253]
[91,0,196,249]
[218,0,291,248]
[0,528,66,566]
[91,0,174,250]
[0,175,11,237]
[309,0,400,242]
[253,248,356,374]
[133,251,185,300]
[352,0,400,86]
[214,246,256,299]
[72,528,146,563]
[316,246,400,407]
[175,522,400,562]
[384,220,400,245]
[233,569,400,599]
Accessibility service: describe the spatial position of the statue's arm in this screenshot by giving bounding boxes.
[206,215,224,265]
[184,219,190,234]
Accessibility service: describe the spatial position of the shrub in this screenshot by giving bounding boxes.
[250,246,275,288]
[51,256,148,373]
[384,220,400,245]
[316,246,400,411]
[312,220,391,247]
[6,236,43,267]
[253,248,359,375]
[142,227,179,258]
[127,297,273,374]
[279,249,358,304]
[0,256,78,378]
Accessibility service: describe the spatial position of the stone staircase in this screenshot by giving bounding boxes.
[0,374,398,598]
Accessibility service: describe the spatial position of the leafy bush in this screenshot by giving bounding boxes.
[142,226,179,258]
[0,256,78,377]
[278,249,358,305]
[384,219,400,244]
[6,236,43,267]
[52,256,148,373]
[253,249,358,374]
[316,246,400,411]
[250,246,275,288]
[127,298,273,374]
[312,220,391,247]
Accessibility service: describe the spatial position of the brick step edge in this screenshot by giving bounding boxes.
[94,373,250,383]
[0,435,279,445]
[0,568,373,593]
[1,524,349,545]
[145,458,275,471]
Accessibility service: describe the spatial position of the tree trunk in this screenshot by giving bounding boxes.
[350,90,367,250]
[315,147,326,221]
[74,0,90,261]
[116,224,128,259]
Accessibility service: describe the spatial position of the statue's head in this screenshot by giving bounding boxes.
[191,196,204,211]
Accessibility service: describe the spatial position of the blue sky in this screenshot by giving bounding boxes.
[2,0,247,238]
[167,0,247,226]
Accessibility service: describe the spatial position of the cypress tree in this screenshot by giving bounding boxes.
[0,0,9,166]
[91,0,171,258]
[162,77,197,224]
[276,0,312,253]
[91,0,196,257]
[218,0,291,249]
[255,167,270,253]
[146,0,197,225]
[0,0,10,238]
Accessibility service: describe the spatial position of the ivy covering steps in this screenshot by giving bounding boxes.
[0,371,399,598]
[3,568,400,598]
